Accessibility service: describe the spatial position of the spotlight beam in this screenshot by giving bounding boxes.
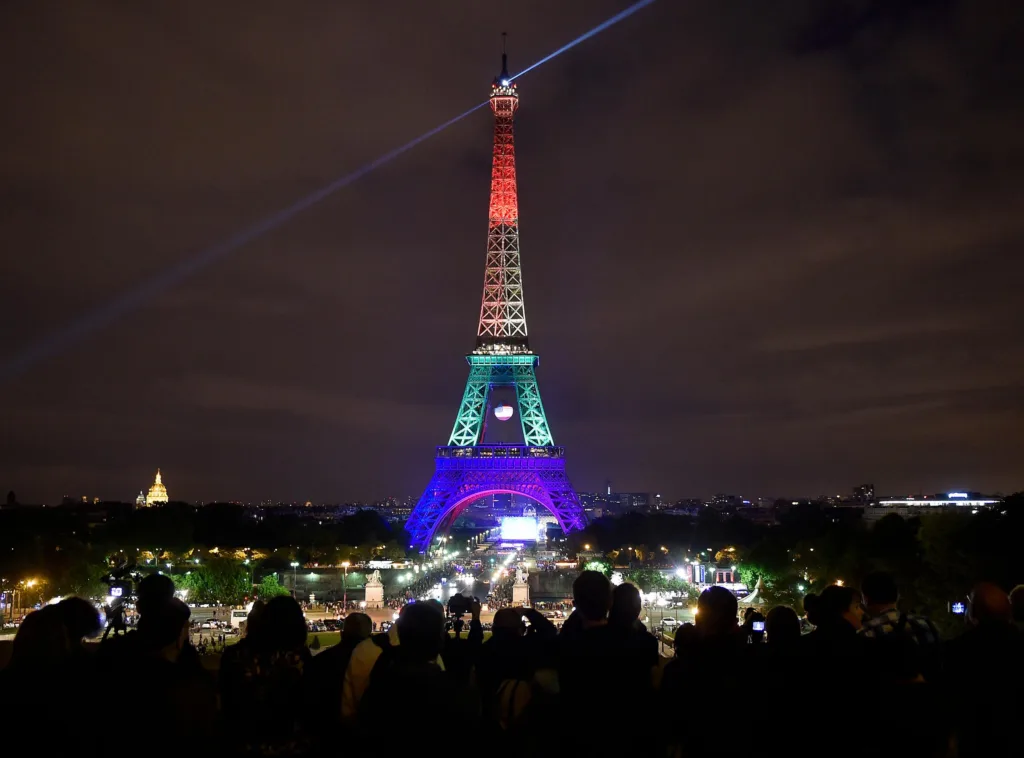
[3,0,657,382]
[511,0,657,81]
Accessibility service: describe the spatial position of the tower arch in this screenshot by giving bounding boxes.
[420,487,563,551]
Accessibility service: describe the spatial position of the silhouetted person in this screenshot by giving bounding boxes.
[131,598,216,755]
[610,582,644,629]
[945,582,1023,757]
[803,592,820,628]
[757,605,802,690]
[56,596,102,652]
[443,597,484,686]
[608,582,659,697]
[803,584,864,649]
[56,596,103,721]
[136,573,175,615]
[341,600,447,721]
[475,608,526,709]
[359,601,476,739]
[5,605,68,672]
[245,598,266,637]
[797,584,875,736]
[475,608,528,730]
[740,609,766,644]
[766,605,801,647]
[220,595,313,755]
[859,571,941,682]
[558,571,621,755]
[304,611,371,740]
[100,572,200,672]
[1,605,102,755]
[474,606,558,744]
[672,621,698,658]
[661,587,753,756]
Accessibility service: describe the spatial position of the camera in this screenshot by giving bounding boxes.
[447,593,478,617]
[101,563,140,639]
[752,620,765,632]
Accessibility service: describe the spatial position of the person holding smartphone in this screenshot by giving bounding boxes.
[740,608,766,644]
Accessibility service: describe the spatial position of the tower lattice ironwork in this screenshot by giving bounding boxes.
[405,51,586,553]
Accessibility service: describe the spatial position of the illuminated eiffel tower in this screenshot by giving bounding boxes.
[405,50,585,553]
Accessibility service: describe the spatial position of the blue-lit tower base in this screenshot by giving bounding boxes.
[405,445,585,552]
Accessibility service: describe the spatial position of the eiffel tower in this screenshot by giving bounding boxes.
[405,50,586,553]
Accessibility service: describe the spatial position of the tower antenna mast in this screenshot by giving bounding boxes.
[501,32,510,81]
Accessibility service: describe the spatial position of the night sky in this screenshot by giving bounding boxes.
[3,1,1022,504]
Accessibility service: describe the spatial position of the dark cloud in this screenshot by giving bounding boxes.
[1,0,1022,503]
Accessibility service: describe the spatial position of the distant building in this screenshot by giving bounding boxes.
[607,492,649,512]
[579,492,613,519]
[864,492,1002,523]
[710,494,743,509]
[385,496,414,519]
[680,563,740,585]
[144,469,169,506]
[877,492,1000,508]
[853,484,875,504]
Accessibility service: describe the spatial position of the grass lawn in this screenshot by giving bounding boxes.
[306,631,342,649]
[452,630,493,642]
[218,631,343,648]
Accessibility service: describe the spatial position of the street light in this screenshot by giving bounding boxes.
[341,561,350,609]
[290,562,300,598]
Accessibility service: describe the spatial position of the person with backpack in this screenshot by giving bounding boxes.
[340,601,447,722]
[356,601,477,738]
[473,606,557,744]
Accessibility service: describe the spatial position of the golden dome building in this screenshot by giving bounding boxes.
[145,468,169,506]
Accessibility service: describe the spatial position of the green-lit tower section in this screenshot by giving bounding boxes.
[405,51,585,553]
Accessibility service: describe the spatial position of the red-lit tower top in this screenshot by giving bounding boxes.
[476,47,529,353]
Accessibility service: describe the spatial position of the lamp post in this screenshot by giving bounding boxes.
[244,558,252,593]
[341,561,350,609]
[290,562,299,598]
[19,579,38,618]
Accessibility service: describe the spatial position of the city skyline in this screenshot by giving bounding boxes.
[3,2,1023,504]
[11,470,1008,510]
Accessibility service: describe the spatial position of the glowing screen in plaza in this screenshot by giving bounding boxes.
[501,516,539,541]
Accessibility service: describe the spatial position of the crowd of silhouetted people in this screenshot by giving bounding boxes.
[1,570,1021,758]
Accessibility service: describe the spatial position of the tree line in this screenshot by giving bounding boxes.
[567,494,1022,636]
[0,503,407,602]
